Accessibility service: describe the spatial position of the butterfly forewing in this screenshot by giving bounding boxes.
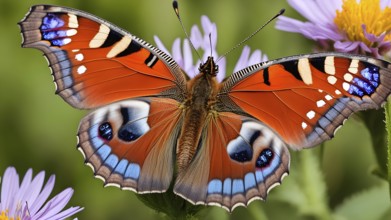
[218,53,391,149]
[19,5,187,109]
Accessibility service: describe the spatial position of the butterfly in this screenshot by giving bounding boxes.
[19,4,391,212]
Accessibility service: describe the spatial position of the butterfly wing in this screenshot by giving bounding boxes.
[218,53,391,149]
[18,5,187,109]
[78,97,182,192]
[174,112,290,211]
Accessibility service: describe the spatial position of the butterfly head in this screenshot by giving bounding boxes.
[199,56,218,77]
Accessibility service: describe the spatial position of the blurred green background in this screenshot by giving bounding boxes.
[0,0,390,219]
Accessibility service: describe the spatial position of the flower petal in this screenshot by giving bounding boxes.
[1,167,82,220]
[287,0,339,25]
[362,24,386,43]
[276,16,342,41]
[182,39,194,74]
[0,167,19,215]
[320,0,343,21]
[22,171,45,209]
[381,0,391,9]
[171,38,184,68]
[234,46,251,72]
[287,0,322,23]
[334,40,361,52]
[31,188,75,220]
[201,15,217,48]
[249,49,263,65]
[190,25,203,49]
[29,175,55,215]
[153,36,171,56]
[45,206,84,220]
[216,57,226,82]
[9,168,33,216]
[233,46,266,73]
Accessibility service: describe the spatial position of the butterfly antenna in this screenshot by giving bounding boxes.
[173,0,202,62]
[209,33,213,57]
[216,8,285,63]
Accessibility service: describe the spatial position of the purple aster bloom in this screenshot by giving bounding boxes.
[276,0,391,58]
[233,45,268,73]
[0,167,83,220]
[155,15,268,82]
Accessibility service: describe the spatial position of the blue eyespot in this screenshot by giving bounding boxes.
[361,65,380,86]
[42,30,68,40]
[349,78,375,96]
[255,148,274,168]
[348,84,364,97]
[348,64,380,97]
[51,39,66,46]
[41,13,65,30]
[99,122,113,141]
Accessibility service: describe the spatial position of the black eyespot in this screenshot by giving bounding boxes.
[98,122,113,141]
[367,65,379,74]
[231,149,252,162]
[118,128,140,141]
[255,148,274,168]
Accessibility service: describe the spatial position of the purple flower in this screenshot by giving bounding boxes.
[154,15,268,82]
[276,0,391,57]
[0,167,83,220]
[233,45,268,73]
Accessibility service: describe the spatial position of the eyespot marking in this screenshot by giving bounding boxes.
[255,148,274,168]
[98,122,113,141]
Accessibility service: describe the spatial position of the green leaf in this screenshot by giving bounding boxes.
[136,182,204,220]
[380,206,391,220]
[359,109,388,179]
[272,149,333,220]
[334,183,390,220]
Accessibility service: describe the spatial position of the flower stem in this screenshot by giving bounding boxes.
[360,109,388,179]
[298,149,332,220]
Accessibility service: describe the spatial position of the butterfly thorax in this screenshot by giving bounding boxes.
[177,57,219,172]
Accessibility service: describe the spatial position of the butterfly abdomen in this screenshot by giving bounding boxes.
[177,60,220,172]
[177,108,207,172]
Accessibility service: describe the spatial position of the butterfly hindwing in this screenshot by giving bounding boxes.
[77,98,182,192]
[218,53,391,149]
[19,5,187,109]
[174,112,290,211]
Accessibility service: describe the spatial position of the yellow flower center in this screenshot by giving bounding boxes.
[0,210,21,220]
[334,0,391,46]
